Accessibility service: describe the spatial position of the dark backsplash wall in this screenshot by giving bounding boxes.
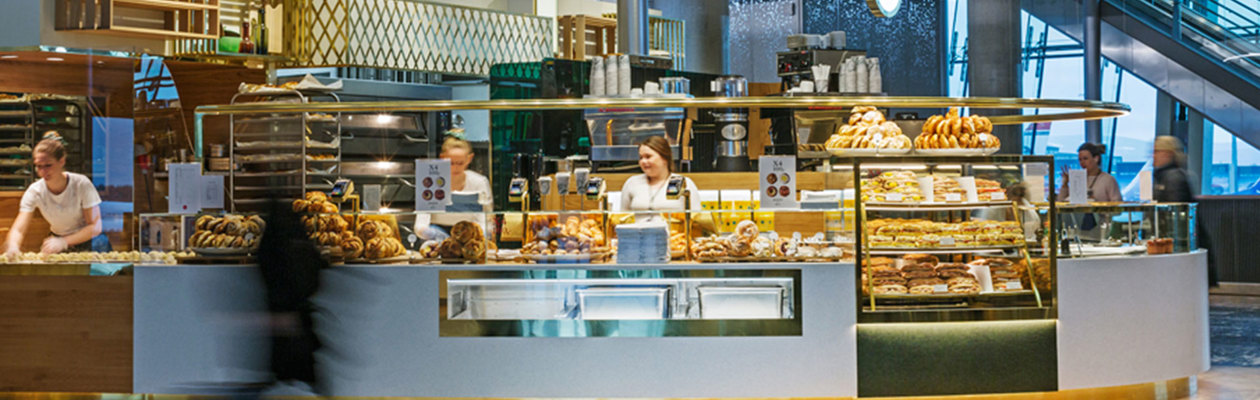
[802,0,946,97]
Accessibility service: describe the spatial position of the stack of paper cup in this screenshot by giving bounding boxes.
[618,55,631,96]
[842,59,857,93]
[590,56,605,97]
[605,55,618,96]
[854,56,869,93]
[868,58,882,94]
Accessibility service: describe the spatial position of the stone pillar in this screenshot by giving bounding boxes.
[967,0,1022,154]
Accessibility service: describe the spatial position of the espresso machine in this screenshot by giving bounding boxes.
[710,75,750,171]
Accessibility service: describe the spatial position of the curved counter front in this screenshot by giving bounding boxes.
[132,252,1208,398]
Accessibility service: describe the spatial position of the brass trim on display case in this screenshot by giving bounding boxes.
[438,268,803,337]
[196,96,1130,121]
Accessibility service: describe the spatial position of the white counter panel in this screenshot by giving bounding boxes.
[134,263,858,398]
[1057,251,1210,390]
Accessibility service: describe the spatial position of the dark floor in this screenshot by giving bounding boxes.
[1209,295,1260,368]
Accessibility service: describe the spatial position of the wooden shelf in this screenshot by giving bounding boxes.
[56,0,220,40]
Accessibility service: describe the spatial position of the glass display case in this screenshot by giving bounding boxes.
[849,155,1057,322]
[1051,202,1196,258]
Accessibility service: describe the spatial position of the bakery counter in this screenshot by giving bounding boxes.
[130,252,1209,398]
[1056,250,1210,390]
[133,262,859,398]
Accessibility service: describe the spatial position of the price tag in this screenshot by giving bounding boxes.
[933,284,949,293]
[990,192,1007,201]
[939,237,956,246]
[885,193,904,202]
[244,233,256,242]
[1004,281,1023,290]
[944,193,963,202]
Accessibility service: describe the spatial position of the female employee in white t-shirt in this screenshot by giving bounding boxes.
[4,138,102,255]
[620,136,700,212]
[418,137,493,239]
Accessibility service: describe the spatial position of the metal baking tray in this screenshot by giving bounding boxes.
[577,287,670,320]
[697,286,786,319]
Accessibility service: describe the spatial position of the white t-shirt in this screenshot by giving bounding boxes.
[619,174,701,211]
[20,172,102,236]
[429,170,493,227]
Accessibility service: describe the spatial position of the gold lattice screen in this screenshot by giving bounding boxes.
[286,0,553,75]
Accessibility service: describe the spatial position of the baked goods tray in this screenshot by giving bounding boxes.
[866,245,1020,255]
[870,289,1034,300]
[864,201,1014,211]
[913,148,1000,156]
[191,247,254,256]
[345,255,412,264]
[695,255,848,263]
[827,148,912,157]
[527,252,611,263]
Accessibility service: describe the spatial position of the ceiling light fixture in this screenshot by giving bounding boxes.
[0,55,16,59]
[46,57,64,62]
[867,0,901,18]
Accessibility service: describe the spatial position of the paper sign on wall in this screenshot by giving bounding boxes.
[200,175,224,210]
[415,159,452,211]
[758,155,798,209]
[1139,170,1153,202]
[1068,169,1089,204]
[167,163,202,214]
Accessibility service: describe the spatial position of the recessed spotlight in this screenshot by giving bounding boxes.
[0,55,16,59]
[46,57,64,62]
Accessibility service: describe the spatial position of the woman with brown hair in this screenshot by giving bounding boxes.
[4,137,103,255]
[619,136,700,211]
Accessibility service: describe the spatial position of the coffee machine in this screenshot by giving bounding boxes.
[710,75,750,171]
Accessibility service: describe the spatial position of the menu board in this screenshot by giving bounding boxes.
[759,155,798,209]
[415,159,452,211]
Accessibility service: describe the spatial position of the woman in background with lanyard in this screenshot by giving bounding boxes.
[1057,142,1121,240]
[619,136,701,215]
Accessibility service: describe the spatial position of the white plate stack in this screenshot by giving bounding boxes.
[615,222,671,264]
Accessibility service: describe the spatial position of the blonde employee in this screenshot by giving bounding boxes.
[4,137,103,255]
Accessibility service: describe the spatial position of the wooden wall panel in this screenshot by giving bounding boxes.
[0,192,53,252]
[0,276,133,393]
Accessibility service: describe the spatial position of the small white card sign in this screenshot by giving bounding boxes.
[1024,163,1050,203]
[956,176,979,203]
[916,176,934,203]
[168,163,202,214]
[1068,169,1089,204]
[1139,170,1153,202]
[759,155,799,209]
[415,159,452,211]
[363,184,382,211]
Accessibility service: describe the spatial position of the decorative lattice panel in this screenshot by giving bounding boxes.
[289,0,553,76]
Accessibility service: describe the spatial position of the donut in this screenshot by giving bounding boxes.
[735,220,759,243]
[923,115,942,134]
[862,110,884,125]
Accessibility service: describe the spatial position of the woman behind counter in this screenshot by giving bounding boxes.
[620,136,700,212]
[4,137,103,255]
[1057,142,1122,202]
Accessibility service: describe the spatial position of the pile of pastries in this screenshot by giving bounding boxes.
[861,171,923,203]
[190,214,265,250]
[866,218,1024,248]
[915,107,1000,150]
[863,254,981,295]
[692,221,849,260]
[358,219,406,260]
[824,106,912,150]
[1,251,190,264]
[418,221,488,262]
[295,192,349,248]
[669,232,688,257]
[522,216,607,256]
[1016,257,1052,291]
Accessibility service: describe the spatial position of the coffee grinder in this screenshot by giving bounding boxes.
[710,75,750,171]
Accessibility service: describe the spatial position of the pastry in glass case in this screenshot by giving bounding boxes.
[189,214,265,253]
[861,171,923,203]
[416,221,489,263]
[825,106,912,151]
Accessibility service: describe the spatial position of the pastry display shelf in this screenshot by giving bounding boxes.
[863,201,1015,211]
[232,170,303,177]
[866,245,1022,255]
[235,158,304,164]
[871,290,1035,300]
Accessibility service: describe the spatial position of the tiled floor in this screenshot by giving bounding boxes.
[1192,294,1260,399]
